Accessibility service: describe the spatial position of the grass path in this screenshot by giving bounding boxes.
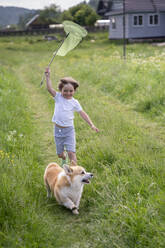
[16,66,165,177]
[17,57,165,159]
[16,52,165,178]
[18,63,59,165]
[20,60,165,247]
[1,39,164,247]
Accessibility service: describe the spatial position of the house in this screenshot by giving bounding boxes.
[25,14,49,29]
[97,0,112,17]
[97,0,165,40]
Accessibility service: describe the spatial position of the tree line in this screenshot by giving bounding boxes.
[18,1,101,29]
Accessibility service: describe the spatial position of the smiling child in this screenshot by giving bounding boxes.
[45,67,99,164]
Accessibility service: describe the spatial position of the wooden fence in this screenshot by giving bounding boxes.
[0,26,108,37]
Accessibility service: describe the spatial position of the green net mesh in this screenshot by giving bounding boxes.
[63,21,88,38]
[56,21,87,56]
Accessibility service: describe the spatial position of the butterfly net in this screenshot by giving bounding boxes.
[56,21,88,56]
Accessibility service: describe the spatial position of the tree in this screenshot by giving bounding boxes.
[61,10,73,22]
[39,4,61,24]
[61,3,99,26]
[18,4,61,29]
[85,11,99,25]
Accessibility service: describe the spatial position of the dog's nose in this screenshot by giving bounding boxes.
[90,173,93,177]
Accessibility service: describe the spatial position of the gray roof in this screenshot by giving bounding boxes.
[125,0,165,12]
[25,14,39,27]
[105,0,165,16]
[97,0,112,16]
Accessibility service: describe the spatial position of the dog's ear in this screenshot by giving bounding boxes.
[70,160,77,166]
[63,164,73,174]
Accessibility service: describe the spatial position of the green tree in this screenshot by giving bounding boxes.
[61,10,73,22]
[39,4,61,24]
[61,3,99,26]
[18,4,61,29]
[85,11,99,25]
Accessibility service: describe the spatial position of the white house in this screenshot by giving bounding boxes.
[97,0,165,39]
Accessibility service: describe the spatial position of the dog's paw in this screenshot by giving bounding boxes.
[72,209,79,215]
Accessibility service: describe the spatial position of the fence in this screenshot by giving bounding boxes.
[0,26,109,37]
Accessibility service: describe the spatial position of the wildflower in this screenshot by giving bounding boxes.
[7,130,17,142]
[7,135,12,141]
[0,150,5,159]
[9,130,17,135]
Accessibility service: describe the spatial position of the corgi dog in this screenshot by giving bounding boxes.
[44,160,93,215]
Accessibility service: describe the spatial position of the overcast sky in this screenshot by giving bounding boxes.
[0,0,88,10]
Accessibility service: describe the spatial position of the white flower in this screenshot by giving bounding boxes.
[7,135,12,141]
[9,130,17,136]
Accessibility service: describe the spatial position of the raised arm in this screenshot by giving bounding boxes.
[45,67,56,97]
[79,110,99,132]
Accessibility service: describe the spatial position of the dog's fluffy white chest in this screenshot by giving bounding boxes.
[62,185,83,203]
[58,172,84,203]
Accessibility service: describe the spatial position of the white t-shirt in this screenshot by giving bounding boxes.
[52,92,82,127]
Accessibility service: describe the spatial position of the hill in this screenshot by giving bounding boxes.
[0,6,37,27]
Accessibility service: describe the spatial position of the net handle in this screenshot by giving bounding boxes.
[40,33,70,86]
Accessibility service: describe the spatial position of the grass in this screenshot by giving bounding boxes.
[0,32,165,248]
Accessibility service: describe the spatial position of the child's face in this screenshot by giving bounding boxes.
[61,83,75,99]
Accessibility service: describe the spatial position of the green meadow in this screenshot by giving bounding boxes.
[0,32,165,248]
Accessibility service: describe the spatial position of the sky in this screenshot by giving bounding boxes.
[0,0,88,10]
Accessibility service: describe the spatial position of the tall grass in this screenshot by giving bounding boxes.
[0,33,165,248]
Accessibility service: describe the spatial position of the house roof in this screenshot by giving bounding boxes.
[25,14,39,28]
[97,0,112,16]
[125,0,165,13]
[98,0,165,17]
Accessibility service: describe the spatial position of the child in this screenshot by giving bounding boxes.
[45,67,99,164]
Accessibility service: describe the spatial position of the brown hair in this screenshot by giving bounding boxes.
[58,77,79,91]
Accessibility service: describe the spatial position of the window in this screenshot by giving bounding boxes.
[111,17,116,29]
[148,14,159,26]
[133,15,144,26]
